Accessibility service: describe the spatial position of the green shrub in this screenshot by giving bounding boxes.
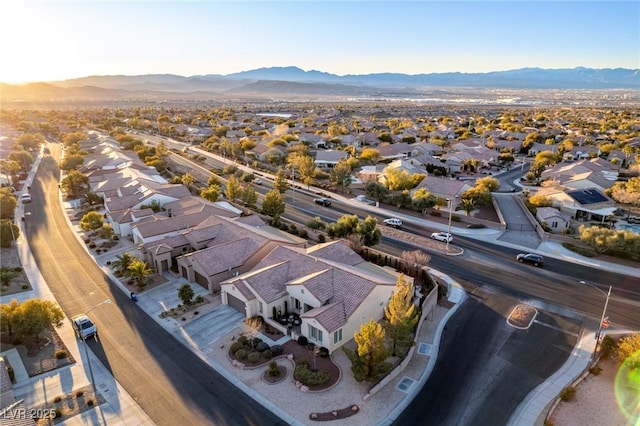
[298,229,309,239]
[589,365,603,376]
[229,342,243,354]
[561,243,596,258]
[262,349,273,359]
[256,341,270,352]
[451,215,461,222]
[237,335,247,345]
[600,335,616,359]
[54,408,62,418]
[247,352,260,364]
[54,396,62,403]
[235,349,247,360]
[21,285,28,290]
[294,363,329,386]
[55,350,67,359]
[297,335,308,346]
[559,386,576,401]
[317,234,325,243]
[271,345,283,356]
[13,266,22,272]
[466,223,486,229]
[86,398,94,406]
[319,347,329,358]
[430,211,442,217]
[75,390,84,397]
[251,337,262,348]
[88,241,96,249]
[267,361,281,377]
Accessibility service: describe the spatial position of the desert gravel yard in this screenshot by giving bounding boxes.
[548,357,636,426]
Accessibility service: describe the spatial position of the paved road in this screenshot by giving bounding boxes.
[392,289,582,426]
[27,143,284,426]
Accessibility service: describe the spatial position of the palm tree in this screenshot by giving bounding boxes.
[0,266,18,287]
[112,252,135,276]
[457,199,477,217]
[128,260,153,288]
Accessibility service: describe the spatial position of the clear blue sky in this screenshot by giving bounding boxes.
[2,1,638,83]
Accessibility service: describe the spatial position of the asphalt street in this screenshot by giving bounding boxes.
[391,290,582,426]
[27,143,284,426]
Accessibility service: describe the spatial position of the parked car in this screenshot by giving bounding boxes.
[21,193,31,203]
[516,253,544,267]
[431,232,453,243]
[71,315,97,339]
[383,218,403,228]
[314,197,331,206]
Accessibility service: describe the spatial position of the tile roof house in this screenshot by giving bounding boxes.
[220,240,407,353]
[411,176,473,209]
[535,186,616,222]
[535,207,572,231]
[314,150,349,169]
[172,215,306,293]
[540,158,619,192]
[377,142,414,160]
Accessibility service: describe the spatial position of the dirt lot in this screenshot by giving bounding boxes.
[0,246,33,296]
[0,327,75,377]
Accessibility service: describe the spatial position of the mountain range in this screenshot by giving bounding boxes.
[1,66,638,102]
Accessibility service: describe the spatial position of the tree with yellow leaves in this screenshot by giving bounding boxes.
[384,274,419,356]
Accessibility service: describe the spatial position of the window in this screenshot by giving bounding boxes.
[309,325,323,343]
[333,329,342,344]
[258,302,263,314]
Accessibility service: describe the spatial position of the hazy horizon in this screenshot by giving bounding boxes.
[2,1,638,84]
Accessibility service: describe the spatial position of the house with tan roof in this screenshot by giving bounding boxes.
[535,207,572,232]
[220,240,408,353]
[172,215,306,293]
[377,142,414,160]
[314,150,349,169]
[534,186,616,222]
[540,158,618,192]
[411,176,473,209]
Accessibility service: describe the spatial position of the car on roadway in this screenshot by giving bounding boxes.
[314,197,331,206]
[254,178,263,185]
[71,314,97,340]
[383,218,403,228]
[516,253,544,267]
[431,232,453,243]
[21,193,32,203]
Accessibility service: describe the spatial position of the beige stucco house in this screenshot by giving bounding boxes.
[220,240,409,353]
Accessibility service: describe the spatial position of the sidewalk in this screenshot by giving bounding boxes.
[1,150,153,425]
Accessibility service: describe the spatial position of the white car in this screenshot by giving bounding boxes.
[383,218,403,228]
[71,315,97,340]
[21,193,32,203]
[431,232,453,243]
[254,178,263,185]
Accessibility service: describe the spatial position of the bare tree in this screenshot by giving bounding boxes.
[401,250,431,281]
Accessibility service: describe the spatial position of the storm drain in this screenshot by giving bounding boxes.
[417,342,432,356]
[395,376,416,393]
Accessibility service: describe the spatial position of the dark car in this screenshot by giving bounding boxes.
[516,253,544,267]
[314,198,331,206]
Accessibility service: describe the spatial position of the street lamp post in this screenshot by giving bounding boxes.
[80,299,111,394]
[579,281,612,343]
[289,165,296,204]
[446,198,453,252]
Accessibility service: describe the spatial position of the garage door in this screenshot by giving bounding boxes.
[226,293,246,313]
[194,271,208,289]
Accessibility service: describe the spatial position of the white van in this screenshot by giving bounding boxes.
[383,218,403,228]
